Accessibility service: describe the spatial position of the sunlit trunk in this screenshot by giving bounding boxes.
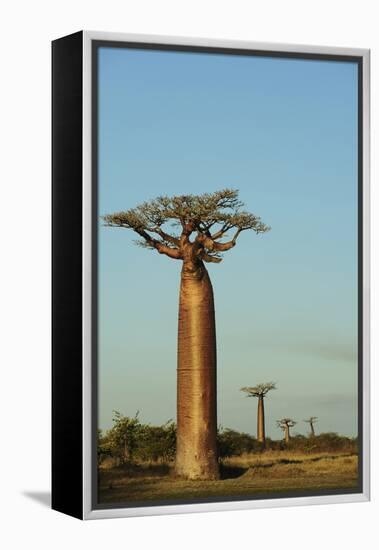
[284,425,290,444]
[176,263,219,480]
[257,396,266,447]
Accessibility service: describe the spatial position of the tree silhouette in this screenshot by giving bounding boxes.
[304,416,318,437]
[240,383,276,448]
[277,418,297,444]
[104,189,270,479]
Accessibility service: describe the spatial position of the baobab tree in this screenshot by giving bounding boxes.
[103,189,270,480]
[240,383,276,448]
[304,416,318,437]
[277,418,296,444]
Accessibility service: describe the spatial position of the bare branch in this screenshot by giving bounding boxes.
[210,212,270,241]
[154,242,182,259]
[202,253,223,264]
[210,223,231,240]
[134,231,182,260]
[211,228,244,251]
[150,227,180,246]
[304,417,318,424]
[277,418,297,429]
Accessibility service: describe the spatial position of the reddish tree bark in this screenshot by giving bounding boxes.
[176,262,219,479]
[257,396,266,446]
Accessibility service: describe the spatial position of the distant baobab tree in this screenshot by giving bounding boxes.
[277,418,297,444]
[304,416,318,437]
[104,189,270,480]
[240,383,276,448]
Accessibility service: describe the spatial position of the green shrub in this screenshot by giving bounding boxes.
[217,428,257,457]
[135,421,176,462]
[98,413,358,467]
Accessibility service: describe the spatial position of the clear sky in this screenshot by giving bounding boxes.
[97,46,358,438]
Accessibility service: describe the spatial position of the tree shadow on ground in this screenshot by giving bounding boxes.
[100,462,172,479]
[220,465,248,479]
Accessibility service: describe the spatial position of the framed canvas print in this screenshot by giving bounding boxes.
[52,31,370,520]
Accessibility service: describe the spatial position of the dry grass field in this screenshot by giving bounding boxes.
[98,451,358,505]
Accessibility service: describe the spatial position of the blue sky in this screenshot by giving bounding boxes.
[97,46,358,438]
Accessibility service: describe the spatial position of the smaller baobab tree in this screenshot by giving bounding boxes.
[304,416,318,437]
[240,383,276,448]
[277,418,296,444]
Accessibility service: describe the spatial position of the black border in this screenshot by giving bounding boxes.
[52,31,83,519]
[91,40,364,511]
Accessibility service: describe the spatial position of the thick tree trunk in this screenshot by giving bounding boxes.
[284,426,290,444]
[257,396,266,447]
[310,423,315,437]
[176,263,219,480]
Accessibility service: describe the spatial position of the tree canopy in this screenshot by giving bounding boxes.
[277,418,297,430]
[304,416,318,424]
[240,382,276,398]
[103,189,270,263]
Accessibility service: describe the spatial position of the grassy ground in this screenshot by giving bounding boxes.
[98,451,359,505]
